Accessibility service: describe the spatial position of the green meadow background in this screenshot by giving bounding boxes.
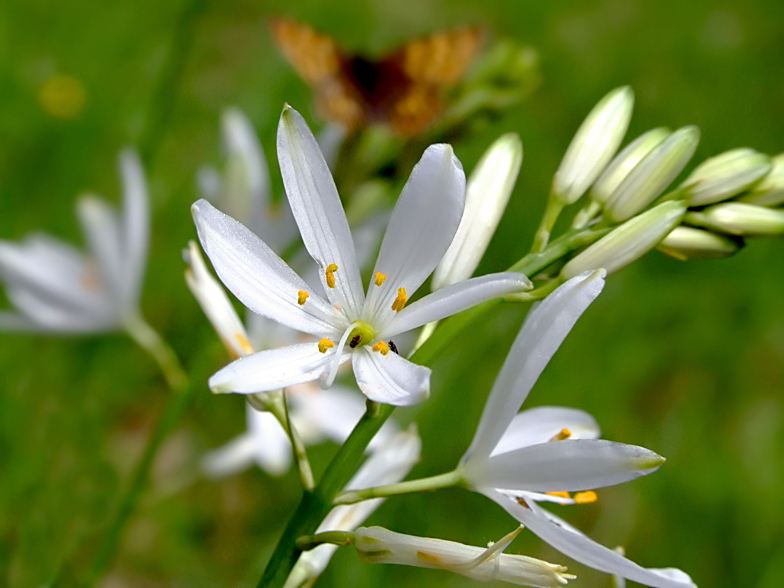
[2,0,784,587]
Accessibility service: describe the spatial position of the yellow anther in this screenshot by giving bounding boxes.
[235,333,254,355]
[548,428,572,442]
[374,272,387,286]
[574,491,598,504]
[372,341,390,356]
[318,338,335,353]
[325,263,339,288]
[390,287,408,312]
[297,290,309,305]
[546,491,571,499]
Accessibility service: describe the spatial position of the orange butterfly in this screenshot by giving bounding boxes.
[269,17,482,136]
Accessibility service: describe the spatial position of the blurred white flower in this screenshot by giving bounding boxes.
[459,271,697,588]
[0,149,148,333]
[193,105,530,406]
[284,427,421,588]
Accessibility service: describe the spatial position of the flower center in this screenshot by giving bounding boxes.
[347,320,375,349]
[321,320,377,389]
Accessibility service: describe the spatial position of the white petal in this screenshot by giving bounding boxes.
[485,491,697,588]
[365,144,466,327]
[118,149,149,310]
[463,271,606,463]
[433,133,523,289]
[4,285,113,332]
[246,405,293,475]
[0,312,41,331]
[209,342,351,394]
[469,439,665,492]
[380,272,531,338]
[184,241,254,359]
[353,347,430,406]
[77,194,125,298]
[288,383,399,449]
[201,433,258,478]
[277,106,365,317]
[491,406,600,456]
[192,199,344,337]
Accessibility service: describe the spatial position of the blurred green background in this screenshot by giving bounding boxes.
[2,0,784,587]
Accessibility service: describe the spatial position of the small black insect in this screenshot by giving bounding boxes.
[388,340,399,355]
[349,334,361,348]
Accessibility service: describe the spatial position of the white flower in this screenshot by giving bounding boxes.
[284,427,421,588]
[354,525,573,587]
[202,383,400,478]
[193,105,531,406]
[0,150,148,333]
[459,271,697,588]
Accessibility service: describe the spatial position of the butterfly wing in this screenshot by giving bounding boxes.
[269,17,365,130]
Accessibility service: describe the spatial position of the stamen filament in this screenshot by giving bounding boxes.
[322,322,364,389]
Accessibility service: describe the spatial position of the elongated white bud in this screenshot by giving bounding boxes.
[657,226,741,260]
[553,87,634,205]
[738,153,784,207]
[685,202,784,236]
[681,148,772,206]
[562,201,686,278]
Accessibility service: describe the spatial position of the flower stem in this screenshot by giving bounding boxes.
[295,530,355,551]
[571,200,603,229]
[265,391,315,491]
[124,314,189,391]
[531,192,565,252]
[334,470,463,505]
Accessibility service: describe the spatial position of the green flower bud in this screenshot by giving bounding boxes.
[591,127,670,204]
[685,202,784,236]
[737,153,784,207]
[606,126,700,222]
[657,226,741,261]
[553,87,634,205]
[561,201,687,278]
[681,148,772,206]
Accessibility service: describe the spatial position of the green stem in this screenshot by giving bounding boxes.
[266,391,315,491]
[124,314,188,390]
[571,200,603,229]
[255,227,608,587]
[334,470,463,505]
[295,531,355,551]
[531,192,565,252]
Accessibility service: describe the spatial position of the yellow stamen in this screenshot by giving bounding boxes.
[318,338,335,353]
[235,333,254,355]
[325,263,339,288]
[574,491,598,504]
[548,428,572,442]
[374,272,387,286]
[546,491,571,499]
[297,290,309,305]
[372,341,390,356]
[390,287,408,312]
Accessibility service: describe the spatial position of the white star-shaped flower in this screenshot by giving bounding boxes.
[0,150,148,333]
[459,270,697,588]
[192,105,531,406]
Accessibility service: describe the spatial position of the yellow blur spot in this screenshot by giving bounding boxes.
[390,287,408,312]
[318,338,334,353]
[325,263,338,288]
[549,428,572,442]
[39,74,86,118]
[372,341,390,355]
[546,491,571,499]
[374,272,387,286]
[574,491,597,504]
[235,333,254,355]
[416,551,442,564]
[297,290,309,305]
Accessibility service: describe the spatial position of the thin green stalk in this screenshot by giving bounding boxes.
[335,470,463,505]
[295,531,355,551]
[531,192,565,252]
[267,391,315,491]
[124,314,188,390]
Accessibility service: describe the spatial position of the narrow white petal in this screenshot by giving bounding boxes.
[288,384,399,449]
[469,439,665,492]
[209,342,351,394]
[192,199,344,337]
[365,144,466,327]
[4,285,113,332]
[119,149,149,310]
[246,405,293,475]
[184,241,254,359]
[491,407,600,456]
[485,491,697,588]
[277,106,365,317]
[433,133,523,289]
[380,272,531,338]
[77,195,125,298]
[353,347,430,406]
[462,271,606,463]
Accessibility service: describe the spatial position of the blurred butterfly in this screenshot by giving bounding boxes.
[269,17,482,136]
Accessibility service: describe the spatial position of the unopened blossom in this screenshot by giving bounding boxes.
[193,105,531,406]
[459,271,696,588]
[284,427,421,588]
[355,525,573,588]
[0,150,148,332]
[680,148,771,207]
